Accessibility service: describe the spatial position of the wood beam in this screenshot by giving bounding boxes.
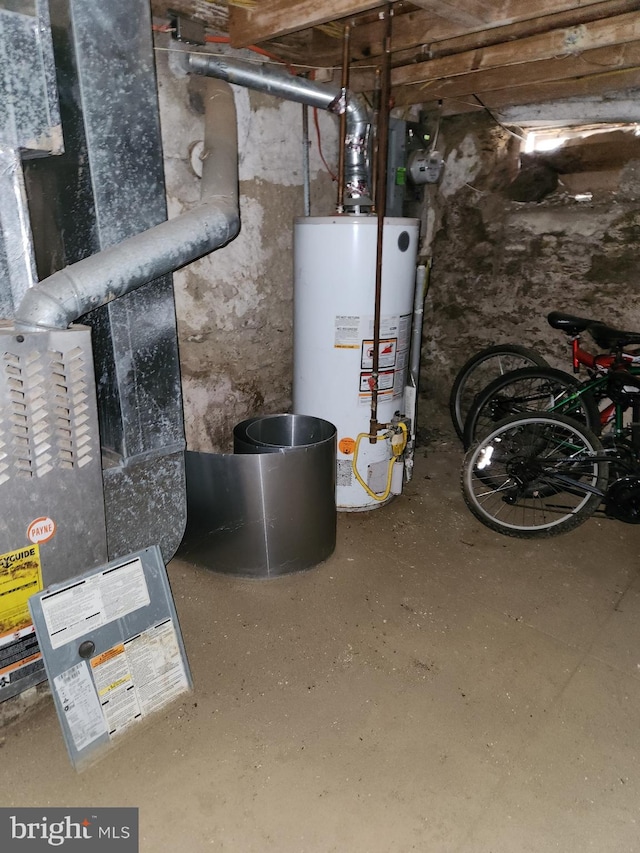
[391,40,640,106]
[349,7,640,91]
[352,0,640,67]
[349,0,640,60]
[407,1,493,28]
[421,67,640,116]
[228,0,388,48]
[390,11,640,88]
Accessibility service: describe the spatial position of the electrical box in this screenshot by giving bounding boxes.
[386,118,436,217]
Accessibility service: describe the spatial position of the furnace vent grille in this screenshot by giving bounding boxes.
[0,344,94,483]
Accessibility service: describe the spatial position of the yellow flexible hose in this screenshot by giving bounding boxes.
[352,422,408,502]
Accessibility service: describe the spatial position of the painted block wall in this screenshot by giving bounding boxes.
[421,111,640,436]
[155,38,338,452]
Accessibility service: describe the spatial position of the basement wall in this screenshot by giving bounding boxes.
[422,111,640,434]
[154,39,338,453]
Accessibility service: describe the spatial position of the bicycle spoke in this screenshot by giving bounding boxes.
[462,414,607,537]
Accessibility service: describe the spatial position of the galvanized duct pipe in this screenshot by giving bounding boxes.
[186,53,372,212]
[14,78,239,330]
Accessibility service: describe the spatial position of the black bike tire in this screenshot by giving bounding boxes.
[461,412,608,539]
[449,344,548,441]
[462,365,601,450]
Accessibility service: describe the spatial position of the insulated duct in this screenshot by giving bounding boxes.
[15,78,239,330]
[186,53,372,212]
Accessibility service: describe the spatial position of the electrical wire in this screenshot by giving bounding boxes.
[313,106,338,181]
[152,22,342,182]
[471,94,526,140]
[204,34,296,73]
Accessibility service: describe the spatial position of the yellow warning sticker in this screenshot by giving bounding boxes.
[0,545,43,639]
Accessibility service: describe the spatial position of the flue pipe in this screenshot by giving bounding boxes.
[187,52,372,212]
[15,78,240,330]
[336,23,351,213]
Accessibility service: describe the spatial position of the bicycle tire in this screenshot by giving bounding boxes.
[461,412,608,539]
[449,344,548,441]
[462,366,601,450]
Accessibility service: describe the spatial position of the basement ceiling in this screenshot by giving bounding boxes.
[152,1,640,118]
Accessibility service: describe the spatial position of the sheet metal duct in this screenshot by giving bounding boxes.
[0,0,60,319]
[12,1,238,564]
[15,80,239,331]
[186,52,372,213]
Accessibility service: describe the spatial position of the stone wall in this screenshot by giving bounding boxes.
[422,112,640,435]
[155,43,640,447]
[155,39,338,452]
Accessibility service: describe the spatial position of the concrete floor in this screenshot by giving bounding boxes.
[2,439,640,852]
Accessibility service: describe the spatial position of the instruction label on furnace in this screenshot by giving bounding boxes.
[40,557,150,649]
[0,545,44,694]
[29,546,192,772]
[90,620,189,738]
[54,660,108,751]
[0,545,43,637]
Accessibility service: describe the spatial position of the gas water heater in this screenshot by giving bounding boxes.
[293,216,420,510]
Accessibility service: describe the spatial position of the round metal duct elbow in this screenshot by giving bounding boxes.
[14,78,240,330]
[187,53,372,211]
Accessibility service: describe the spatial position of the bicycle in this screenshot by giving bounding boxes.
[461,312,640,448]
[449,344,548,440]
[450,311,640,442]
[460,363,640,538]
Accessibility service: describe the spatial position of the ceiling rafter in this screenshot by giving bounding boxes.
[388,10,640,88]
[153,1,640,118]
[228,0,389,48]
[349,0,640,62]
[392,40,640,106]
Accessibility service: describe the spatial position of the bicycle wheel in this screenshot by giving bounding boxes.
[461,413,608,538]
[449,344,548,441]
[463,366,601,449]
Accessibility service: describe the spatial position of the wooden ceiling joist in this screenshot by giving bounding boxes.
[417,66,640,116]
[228,0,386,48]
[392,40,640,106]
[388,10,640,90]
[157,0,640,118]
[349,0,640,64]
[407,1,492,28]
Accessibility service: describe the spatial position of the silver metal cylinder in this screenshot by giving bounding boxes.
[182,415,337,578]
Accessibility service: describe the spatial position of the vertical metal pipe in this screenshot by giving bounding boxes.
[302,103,311,216]
[370,67,381,211]
[403,261,429,481]
[409,262,429,388]
[370,6,393,440]
[336,23,351,213]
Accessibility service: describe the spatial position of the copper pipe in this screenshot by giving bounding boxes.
[336,23,351,213]
[370,67,381,210]
[370,5,393,441]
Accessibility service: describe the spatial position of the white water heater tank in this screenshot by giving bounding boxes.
[293,216,419,510]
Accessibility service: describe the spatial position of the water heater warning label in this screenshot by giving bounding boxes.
[359,370,395,394]
[361,339,397,370]
[334,316,360,348]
